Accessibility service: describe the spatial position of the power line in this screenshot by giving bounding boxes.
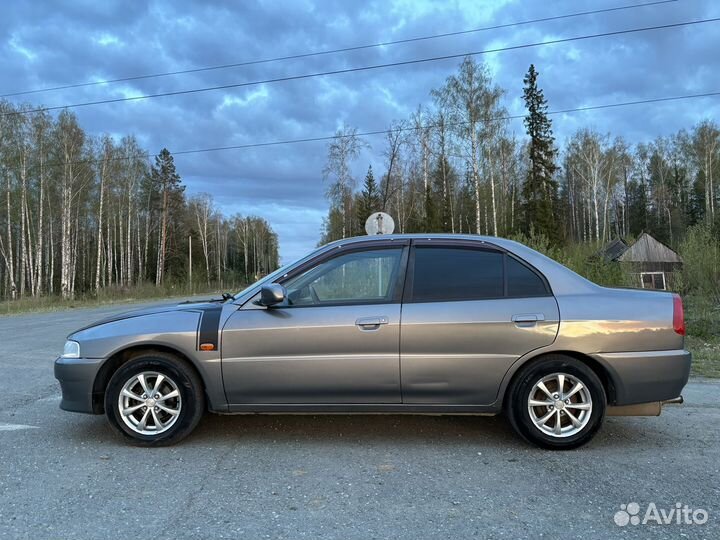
[172,91,720,154]
[0,0,679,98]
[3,16,717,118]
[6,90,719,170]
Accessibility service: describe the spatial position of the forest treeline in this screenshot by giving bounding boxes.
[3,57,719,304]
[320,58,720,252]
[0,102,279,300]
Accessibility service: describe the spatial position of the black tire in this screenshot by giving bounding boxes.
[506,355,606,450]
[105,352,205,446]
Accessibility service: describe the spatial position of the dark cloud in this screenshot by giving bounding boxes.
[2,0,718,261]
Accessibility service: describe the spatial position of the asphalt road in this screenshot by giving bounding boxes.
[0,300,718,540]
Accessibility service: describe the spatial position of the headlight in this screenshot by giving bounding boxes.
[62,340,80,358]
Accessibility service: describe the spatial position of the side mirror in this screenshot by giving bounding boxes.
[259,283,286,307]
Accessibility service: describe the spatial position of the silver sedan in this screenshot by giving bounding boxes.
[55,235,691,449]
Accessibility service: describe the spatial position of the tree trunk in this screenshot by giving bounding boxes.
[156,186,168,286]
[35,141,45,296]
[471,130,481,234]
[60,151,73,299]
[19,154,28,297]
[487,150,498,236]
[95,157,106,292]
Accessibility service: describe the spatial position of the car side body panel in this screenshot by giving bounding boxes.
[400,296,559,404]
[59,308,228,412]
[493,286,689,407]
[221,302,402,404]
[553,287,683,353]
[54,234,691,418]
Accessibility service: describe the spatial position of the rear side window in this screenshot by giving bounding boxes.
[410,245,550,302]
[506,255,548,297]
[412,247,504,302]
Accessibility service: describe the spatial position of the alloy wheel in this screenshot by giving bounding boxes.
[527,372,593,438]
[117,371,182,435]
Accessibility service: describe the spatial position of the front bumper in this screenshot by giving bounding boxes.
[592,349,692,406]
[54,357,105,414]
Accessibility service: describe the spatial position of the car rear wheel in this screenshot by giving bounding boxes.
[105,352,205,446]
[507,355,606,450]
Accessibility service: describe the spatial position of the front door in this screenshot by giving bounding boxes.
[400,241,560,405]
[221,243,408,404]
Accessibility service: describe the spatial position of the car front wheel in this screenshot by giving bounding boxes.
[507,355,606,450]
[105,352,205,446]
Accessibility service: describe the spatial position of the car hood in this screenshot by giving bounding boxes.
[69,299,226,335]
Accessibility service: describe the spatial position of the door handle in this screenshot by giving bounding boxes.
[511,313,545,325]
[355,316,389,330]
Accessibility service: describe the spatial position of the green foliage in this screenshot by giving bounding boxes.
[683,295,720,339]
[684,295,720,378]
[677,221,720,301]
[685,335,720,378]
[566,248,629,288]
[626,176,650,237]
[152,148,183,196]
[506,231,628,287]
[320,206,346,245]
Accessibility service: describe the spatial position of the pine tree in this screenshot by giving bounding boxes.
[152,148,184,285]
[356,166,381,228]
[522,64,561,243]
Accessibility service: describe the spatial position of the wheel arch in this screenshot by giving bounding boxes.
[500,350,618,408]
[91,344,207,414]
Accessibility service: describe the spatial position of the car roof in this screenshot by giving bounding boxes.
[323,233,501,247]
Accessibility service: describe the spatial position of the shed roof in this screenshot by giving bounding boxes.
[600,238,629,261]
[618,232,683,263]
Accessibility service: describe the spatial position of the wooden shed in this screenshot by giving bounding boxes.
[602,233,683,290]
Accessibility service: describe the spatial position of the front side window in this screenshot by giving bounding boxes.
[283,248,403,306]
[411,247,504,302]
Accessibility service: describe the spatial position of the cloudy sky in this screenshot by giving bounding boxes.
[2,0,718,261]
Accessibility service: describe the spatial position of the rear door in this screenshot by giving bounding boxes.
[400,240,559,405]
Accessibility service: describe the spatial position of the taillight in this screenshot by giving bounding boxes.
[673,294,686,336]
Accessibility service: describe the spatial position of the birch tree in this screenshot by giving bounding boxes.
[322,125,365,239]
[190,193,213,286]
[432,57,503,234]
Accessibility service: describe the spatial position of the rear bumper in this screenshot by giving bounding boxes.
[54,357,105,414]
[592,349,691,406]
